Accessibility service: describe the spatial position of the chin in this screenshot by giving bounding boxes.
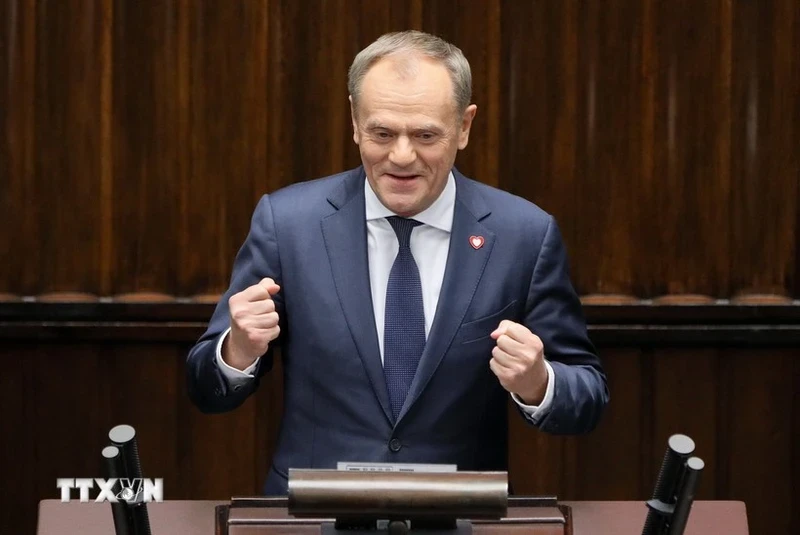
[388,204,417,217]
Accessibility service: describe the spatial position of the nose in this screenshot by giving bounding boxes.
[388,136,416,167]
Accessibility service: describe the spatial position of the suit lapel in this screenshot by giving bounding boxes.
[396,172,494,423]
[321,169,393,424]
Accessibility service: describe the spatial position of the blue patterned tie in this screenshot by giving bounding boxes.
[383,216,426,421]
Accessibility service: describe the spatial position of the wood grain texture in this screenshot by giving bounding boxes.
[110,0,184,294]
[181,0,269,295]
[1,0,798,299]
[0,0,37,295]
[730,0,799,297]
[32,0,111,294]
[726,349,796,534]
[0,340,797,534]
[421,0,502,187]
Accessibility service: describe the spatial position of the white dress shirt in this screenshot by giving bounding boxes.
[215,172,554,421]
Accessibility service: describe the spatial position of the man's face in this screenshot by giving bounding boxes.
[351,55,477,217]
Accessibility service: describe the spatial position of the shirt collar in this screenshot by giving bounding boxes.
[364,171,455,233]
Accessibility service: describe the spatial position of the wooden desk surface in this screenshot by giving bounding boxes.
[37,499,749,535]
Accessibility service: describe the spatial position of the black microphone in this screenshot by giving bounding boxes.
[102,445,133,535]
[642,434,695,535]
[108,425,152,535]
[667,457,704,535]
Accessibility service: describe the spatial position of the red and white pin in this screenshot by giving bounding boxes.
[469,235,485,250]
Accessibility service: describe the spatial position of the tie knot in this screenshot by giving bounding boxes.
[386,216,422,248]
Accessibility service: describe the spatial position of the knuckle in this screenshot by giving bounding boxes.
[231,307,249,322]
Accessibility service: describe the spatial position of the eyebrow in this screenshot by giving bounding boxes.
[364,122,443,133]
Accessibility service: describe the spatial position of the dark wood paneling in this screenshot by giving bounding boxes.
[0,343,32,531]
[265,0,359,188]
[110,0,185,294]
[649,0,733,296]
[571,349,645,500]
[500,1,582,285]
[181,0,269,295]
[730,0,800,297]
[727,350,796,534]
[0,0,36,295]
[651,350,721,498]
[33,0,111,294]
[421,0,501,187]
[2,0,799,300]
[1,337,798,534]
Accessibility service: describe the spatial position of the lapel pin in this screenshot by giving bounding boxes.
[469,235,485,250]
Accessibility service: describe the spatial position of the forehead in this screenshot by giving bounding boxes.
[357,55,457,124]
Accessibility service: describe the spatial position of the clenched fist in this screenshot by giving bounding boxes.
[222,277,281,370]
[489,320,549,405]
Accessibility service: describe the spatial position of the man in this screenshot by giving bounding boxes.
[187,30,608,495]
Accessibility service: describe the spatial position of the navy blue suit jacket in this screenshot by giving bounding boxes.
[186,167,608,495]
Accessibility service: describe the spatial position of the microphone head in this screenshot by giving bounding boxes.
[108,425,136,445]
[102,446,120,459]
[667,434,695,456]
[687,457,705,471]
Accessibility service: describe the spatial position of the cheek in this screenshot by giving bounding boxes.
[360,143,388,164]
[417,145,451,168]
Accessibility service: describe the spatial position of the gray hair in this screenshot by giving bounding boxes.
[348,30,472,114]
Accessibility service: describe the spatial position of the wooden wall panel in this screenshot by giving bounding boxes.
[571,0,649,296]
[4,342,797,533]
[32,0,112,295]
[509,0,649,296]
[0,0,36,295]
[0,343,32,531]
[647,0,733,296]
[265,0,358,187]
[181,0,269,295]
[570,349,646,500]
[650,350,721,498]
[727,350,796,534]
[421,0,502,187]
[730,0,799,297]
[110,0,185,294]
[500,1,581,284]
[2,0,799,300]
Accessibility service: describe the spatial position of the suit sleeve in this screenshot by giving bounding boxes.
[522,215,609,434]
[185,194,285,414]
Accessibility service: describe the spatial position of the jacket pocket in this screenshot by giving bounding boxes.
[456,300,518,345]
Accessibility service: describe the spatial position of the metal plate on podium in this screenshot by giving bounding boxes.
[215,497,572,535]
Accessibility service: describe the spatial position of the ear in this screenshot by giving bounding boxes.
[457,104,478,150]
[349,96,360,145]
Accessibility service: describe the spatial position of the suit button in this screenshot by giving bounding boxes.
[388,438,402,452]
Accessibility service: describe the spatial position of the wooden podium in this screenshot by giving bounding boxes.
[218,496,570,534]
[36,499,749,534]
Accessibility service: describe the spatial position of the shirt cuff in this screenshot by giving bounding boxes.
[511,360,555,424]
[215,327,259,385]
